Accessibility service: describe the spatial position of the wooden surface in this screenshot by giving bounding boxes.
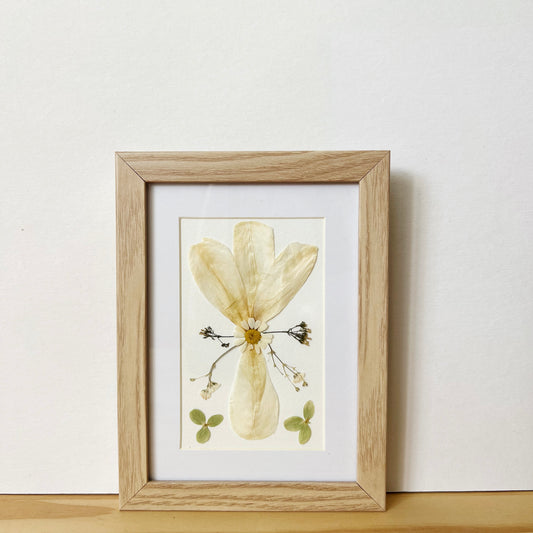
[357,153,390,509]
[115,151,389,510]
[115,156,149,506]
[2,493,533,532]
[117,150,389,183]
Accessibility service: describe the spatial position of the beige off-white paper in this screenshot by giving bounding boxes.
[181,218,325,450]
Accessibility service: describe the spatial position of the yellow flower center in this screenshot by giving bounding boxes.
[244,329,262,345]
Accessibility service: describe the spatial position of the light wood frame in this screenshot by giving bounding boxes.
[116,151,389,511]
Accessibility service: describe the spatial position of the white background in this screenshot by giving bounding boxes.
[1,1,532,492]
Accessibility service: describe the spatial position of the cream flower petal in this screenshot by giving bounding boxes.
[229,350,279,440]
[189,238,248,326]
[248,317,256,329]
[233,222,275,309]
[253,243,318,322]
[257,321,268,332]
[234,325,245,338]
[234,338,246,347]
[260,333,273,345]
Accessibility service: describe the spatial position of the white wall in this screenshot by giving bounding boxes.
[1,1,532,493]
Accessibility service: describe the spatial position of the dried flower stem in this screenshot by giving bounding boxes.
[199,326,233,348]
[190,344,238,387]
[267,321,312,345]
[268,346,308,391]
[196,322,311,394]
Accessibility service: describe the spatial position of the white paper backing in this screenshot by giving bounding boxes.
[149,183,358,481]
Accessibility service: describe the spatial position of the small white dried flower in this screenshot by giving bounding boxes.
[293,372,306,384]
[200,381,221,400]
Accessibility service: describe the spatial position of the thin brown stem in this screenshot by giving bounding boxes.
[267,346,307,391]
[191,344,238,386]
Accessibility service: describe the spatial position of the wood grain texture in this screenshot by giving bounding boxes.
[357,153,390,510]
[116,156,149,506]
[117,151,389,183]
[123,481,380,511]
[2,493,533,532]
[116,151,389,511]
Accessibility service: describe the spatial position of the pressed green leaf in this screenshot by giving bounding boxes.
[189,409,206,425]
[303,400,315,420]
[196,426,211,443]
[207,414,224,427]
[284,416,304,431]
[299,424,312,445]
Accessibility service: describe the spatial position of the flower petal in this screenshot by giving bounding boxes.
[253,243,318,322]
[229,350,279,440]
[233,222,275,309]
[234,325,245,338]
[261,333,273,344]
[257,335,273,351]
[189,238,248,325]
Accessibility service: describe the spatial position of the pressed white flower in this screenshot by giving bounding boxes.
[189,221,318,440]
[199,381,221,400]
[209,382,221,393]
[233,319,274,354]
[292,372,306,384]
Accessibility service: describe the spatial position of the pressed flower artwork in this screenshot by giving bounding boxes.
[180,218,324,450]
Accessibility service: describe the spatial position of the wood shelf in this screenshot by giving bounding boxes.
[1,492,532,532]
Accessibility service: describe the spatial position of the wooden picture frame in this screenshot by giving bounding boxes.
[116,151,389,511]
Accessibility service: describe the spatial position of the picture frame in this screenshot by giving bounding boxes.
[116,151,389,511]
